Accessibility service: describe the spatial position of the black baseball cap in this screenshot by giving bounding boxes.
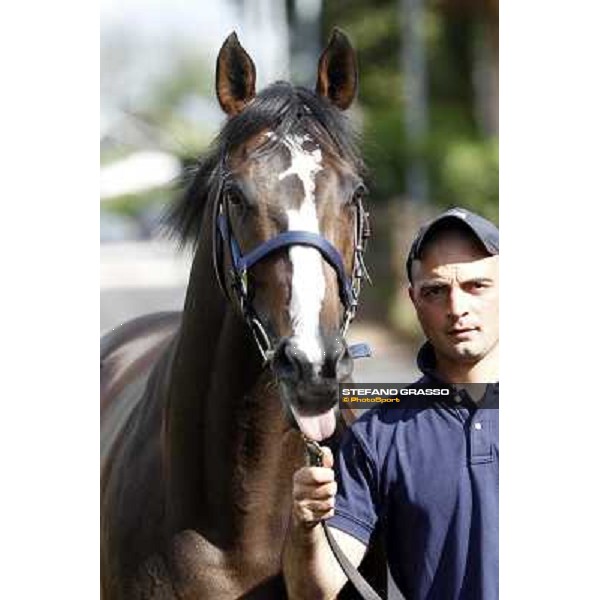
[406,207,499,283]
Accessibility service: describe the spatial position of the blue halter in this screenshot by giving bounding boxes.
[217,215,356,312]
[211,161,372,363]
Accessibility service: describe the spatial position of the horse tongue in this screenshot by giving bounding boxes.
[290,406,336,442]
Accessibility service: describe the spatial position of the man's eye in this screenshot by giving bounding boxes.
[423,286,444,298]
[467,281,487,292]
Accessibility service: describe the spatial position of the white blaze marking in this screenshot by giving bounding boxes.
[278,134,325,367]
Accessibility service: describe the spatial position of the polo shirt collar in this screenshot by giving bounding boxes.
[416,341,499,407]
[417,341,442,382]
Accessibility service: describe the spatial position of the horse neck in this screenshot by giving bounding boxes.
[164,221,305,548]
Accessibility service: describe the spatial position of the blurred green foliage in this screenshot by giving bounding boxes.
[101,47,217,168]
[101,46,218,217]
[323,0,498,221]
[434,137,498,222]
[104,188,166,219]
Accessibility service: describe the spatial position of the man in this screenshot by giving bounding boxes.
[283,207,499,599]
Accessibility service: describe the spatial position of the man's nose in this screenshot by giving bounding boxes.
[448,286,469,319]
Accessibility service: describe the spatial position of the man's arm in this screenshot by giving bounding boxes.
[283,446,367,600]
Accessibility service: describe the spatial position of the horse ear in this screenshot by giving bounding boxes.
[315,28,358,111]
[216,32,257,116]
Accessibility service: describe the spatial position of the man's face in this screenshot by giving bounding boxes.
[409,232,499,366]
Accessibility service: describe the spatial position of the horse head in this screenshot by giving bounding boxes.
[173,30,369,442]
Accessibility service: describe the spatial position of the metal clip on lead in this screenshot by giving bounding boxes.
[303,436,325,467]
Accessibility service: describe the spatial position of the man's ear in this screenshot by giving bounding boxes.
[216,32,256,116]
[315,28,358,111]
[408,286,416,306]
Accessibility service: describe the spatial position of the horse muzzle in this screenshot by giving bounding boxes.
[272,335,352,441]
[272,335,352,388]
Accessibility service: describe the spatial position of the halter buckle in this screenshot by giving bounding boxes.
[240,268,248,296]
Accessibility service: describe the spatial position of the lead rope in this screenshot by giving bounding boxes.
[303,437,389,600]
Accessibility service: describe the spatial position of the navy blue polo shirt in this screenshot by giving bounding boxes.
[329,343,499,599]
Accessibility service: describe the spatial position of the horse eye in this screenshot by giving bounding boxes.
[351,184,368,203]
[226,187,244,206]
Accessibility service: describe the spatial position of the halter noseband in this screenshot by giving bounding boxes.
[211,154,372,364]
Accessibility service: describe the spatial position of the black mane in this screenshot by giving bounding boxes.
[163,82,364,248]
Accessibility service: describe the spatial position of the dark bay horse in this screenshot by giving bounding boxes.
[101,30,380,599]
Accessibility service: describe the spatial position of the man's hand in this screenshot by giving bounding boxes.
[292,446,337,527]
[284,445,368,599]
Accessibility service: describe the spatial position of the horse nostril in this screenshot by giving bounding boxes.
[273,340,311,381]
[273,338,352,382]
[321,351,340,379]
[320,338,352,380]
